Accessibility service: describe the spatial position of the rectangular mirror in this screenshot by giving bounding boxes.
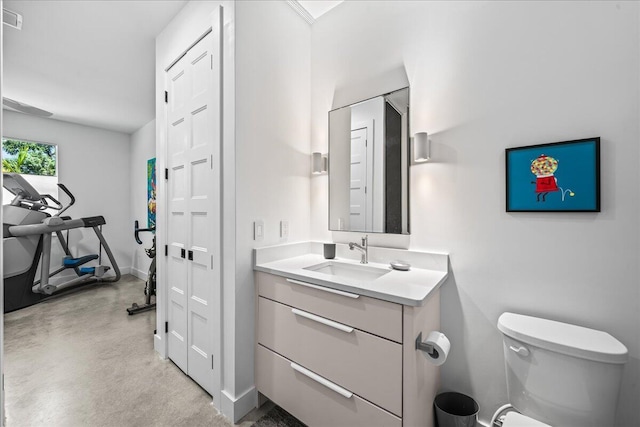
[328,87,410,234]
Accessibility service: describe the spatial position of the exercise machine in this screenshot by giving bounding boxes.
[3,173,121,312]
[126,220,156,315]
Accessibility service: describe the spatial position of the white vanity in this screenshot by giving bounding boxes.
[254,242,448,427]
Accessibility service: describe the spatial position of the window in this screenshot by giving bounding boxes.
[2,138,58,204]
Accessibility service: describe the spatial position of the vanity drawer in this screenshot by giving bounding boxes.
[256,272,402,343]
[258,297,402,416]
[256,344,401,427]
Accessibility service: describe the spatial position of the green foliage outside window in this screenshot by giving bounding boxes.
[2,138,56,176]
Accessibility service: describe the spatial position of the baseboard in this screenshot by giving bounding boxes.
[130,267,148,281]
[221,386,258,423]
[154,334,166,358]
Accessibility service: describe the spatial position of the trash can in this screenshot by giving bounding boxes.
[434,392,479,427]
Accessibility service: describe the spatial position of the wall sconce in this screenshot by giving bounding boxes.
[414,132,430,163]
[312,152,328,174]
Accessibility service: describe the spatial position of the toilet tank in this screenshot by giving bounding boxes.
[498,313,628,427]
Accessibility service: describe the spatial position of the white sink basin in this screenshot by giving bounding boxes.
[303,261,390,282]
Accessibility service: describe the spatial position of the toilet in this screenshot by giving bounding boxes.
[495,312,628,427]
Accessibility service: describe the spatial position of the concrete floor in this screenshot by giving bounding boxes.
[4,275,268,427]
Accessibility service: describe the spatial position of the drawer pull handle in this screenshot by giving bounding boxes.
[290,362,353,399]
[291,308,354,333]
[286,278,360,299]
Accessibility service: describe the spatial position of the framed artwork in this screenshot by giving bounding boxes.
[147,158,156,228]
[506,137,600,212]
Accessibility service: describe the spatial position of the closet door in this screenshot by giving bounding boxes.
[167,52,190,374]
[166,30,220,397]
[350,127,368,232]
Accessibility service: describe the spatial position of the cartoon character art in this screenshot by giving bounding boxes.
[530,154,559,202]
[148,183,156,219]
[147,158,157,228]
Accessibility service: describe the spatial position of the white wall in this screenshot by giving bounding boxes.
[310,2,639,426]
[235,0,311,413]
[328,107,351,230]
[3,110,133,276]
[130,119,155,280]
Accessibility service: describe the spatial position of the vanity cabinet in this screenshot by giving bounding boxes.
[255,271,441,427]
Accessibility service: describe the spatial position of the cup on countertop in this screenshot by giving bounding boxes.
[323,243,336,259]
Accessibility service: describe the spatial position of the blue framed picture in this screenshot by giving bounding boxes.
[506,137,600,212]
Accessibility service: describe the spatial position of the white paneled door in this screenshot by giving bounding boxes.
[166,29,221,399]
[350,127,368,232]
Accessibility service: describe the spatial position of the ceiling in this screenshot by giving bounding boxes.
[2,1,341,135]
[297,1,343,20]
[2,0,187,134]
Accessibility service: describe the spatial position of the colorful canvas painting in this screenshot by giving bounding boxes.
[506,138,600,212]
[147,158,156,228]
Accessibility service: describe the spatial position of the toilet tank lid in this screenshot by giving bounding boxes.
[498,312,628,364]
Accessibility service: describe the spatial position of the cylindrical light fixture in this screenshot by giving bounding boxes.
[312,152,327,174]
[414,132,430,163]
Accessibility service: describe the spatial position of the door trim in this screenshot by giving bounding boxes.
[165,28,213,73]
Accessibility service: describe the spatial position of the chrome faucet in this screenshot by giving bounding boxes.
[349,235,368,264]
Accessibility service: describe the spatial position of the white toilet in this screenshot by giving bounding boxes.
[495,312,628,427]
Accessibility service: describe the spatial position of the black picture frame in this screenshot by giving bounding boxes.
[505,137,600,212]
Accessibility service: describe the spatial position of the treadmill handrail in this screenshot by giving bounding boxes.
[41,194,63,211]
[56,183,75,217]
[8,218,86,237]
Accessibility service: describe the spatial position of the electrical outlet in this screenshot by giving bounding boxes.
[280,220,289,239]
[254,220,264,241]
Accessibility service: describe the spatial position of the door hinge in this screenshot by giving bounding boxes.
[164,91,168,103]
[165,321,169,334]
[365,186,367,194]
[211,354,214,370]
[165,168,169,180]
[164,245,168,256]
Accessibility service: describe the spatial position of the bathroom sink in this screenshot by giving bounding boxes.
[303,261,390,282]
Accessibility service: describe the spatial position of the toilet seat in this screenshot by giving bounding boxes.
[501,412,552,427]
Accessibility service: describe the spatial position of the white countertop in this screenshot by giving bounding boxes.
[254,251,448,307]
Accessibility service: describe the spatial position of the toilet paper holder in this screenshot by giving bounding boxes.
[415,331,439,358]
